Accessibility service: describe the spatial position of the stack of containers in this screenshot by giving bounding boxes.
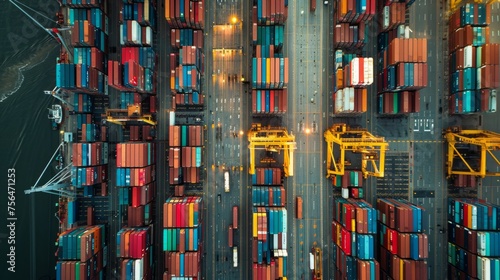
[376,0,427,114]
[331,0,375,115]
[331,170,364,199]
[56,225,108,279]
[333,51,373,114]
[116,226,154,279]
[448,3,498,114]
[331,197,379,279]
[115,142,156,279]
[251,167,288,278]
[73,93,108,142]
[451,174,478,188]
[333,0,375,50]
[251,1,289,115]
[165,0,205,109]
[447,198,500,279]
[376,198,428,279]
[168,125,204,184]
[108,0,157,94]
[71,142,109,197]
[56,1,108,94]
[163,196,204,279]
[118,92,157,122]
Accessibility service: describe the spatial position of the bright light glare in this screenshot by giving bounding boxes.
[305,128,311,134]
[239,130,244,135]
[231,16,238,24]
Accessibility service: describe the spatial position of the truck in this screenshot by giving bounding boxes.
[296,196,303,219]
[312,247,323,280]
[310,0,316,12]
[228,225,234,247]
[233,246,238,267]
[224,170,230,192]
[233,206,238,229]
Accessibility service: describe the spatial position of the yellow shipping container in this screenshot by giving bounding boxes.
[253,213,258,238]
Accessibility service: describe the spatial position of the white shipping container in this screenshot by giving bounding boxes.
[145,26,153,46]
[383,6,390,30]
[233,247,238,268]
[169,111,176,126]
[273,234,278,249]
[224,171,230,192]
[282,233,287,249]
[343,88,350,111]
[464,45,473,68]
[472,205,478,230]
[309,253,314,270]
[342,187,349,199]
[348,87,355,112]
[366,58,374,85]
[335,90,343,113]
[282,209,287,233]
[134,259,143,280]
[489,90,497,112]
[131,21,141,45]
[351,58,360,86]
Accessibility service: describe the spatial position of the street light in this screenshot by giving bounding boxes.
[230,16,238,24]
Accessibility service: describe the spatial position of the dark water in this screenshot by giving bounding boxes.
[0,1,64,279]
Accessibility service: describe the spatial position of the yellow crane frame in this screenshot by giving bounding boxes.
[324,124,388,179]
[449,0,496,13]
[444,127,500,178]
[247,124,296,177]
[105,104,156,126]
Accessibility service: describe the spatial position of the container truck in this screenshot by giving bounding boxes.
[224,170,230,192]
[312,247,322,280]
[310,0,316,12]
[296,196,303,219]
[233,206,238,229]
[233,246,238,267]
[228,225,234,247]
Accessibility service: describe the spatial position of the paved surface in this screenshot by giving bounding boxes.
[157,1,500,280]
[284,1,330,280]
[204,0,251,279]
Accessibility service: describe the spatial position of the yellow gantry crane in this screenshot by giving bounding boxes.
[443,127,500,178]
[247,124,297,177]
[105,104,156,126]
[449,0,496,13]
[324,124,388,179]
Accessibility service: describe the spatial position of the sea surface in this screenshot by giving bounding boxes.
[0,1,63,279]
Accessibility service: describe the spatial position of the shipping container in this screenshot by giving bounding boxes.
[252,186,286,207]
[379,246,428,280]
[57,225,106,262]
[448,198,500,231]
[335,0,375,23]
[233,206,239,230]
[165,0,205,29]
[310,0,316,12]
[296,196,303,220]
[377,198,425,233]
[228,225,234,248]
[164,251,202,278]
[163,196,203,228]
[251,168,283,185]
[252,90,288,114]
[116,142,155,168]
[333,198,377,234]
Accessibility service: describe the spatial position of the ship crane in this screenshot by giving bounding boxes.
[104,104,157,126]
[323,124,388,179]
[44,86,74,108]
[444,127,500,178]
[25,142,75,198]
[9,0,73,60]
[247,124,296,177]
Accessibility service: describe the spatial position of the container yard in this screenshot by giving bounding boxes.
[12,0,500,279]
